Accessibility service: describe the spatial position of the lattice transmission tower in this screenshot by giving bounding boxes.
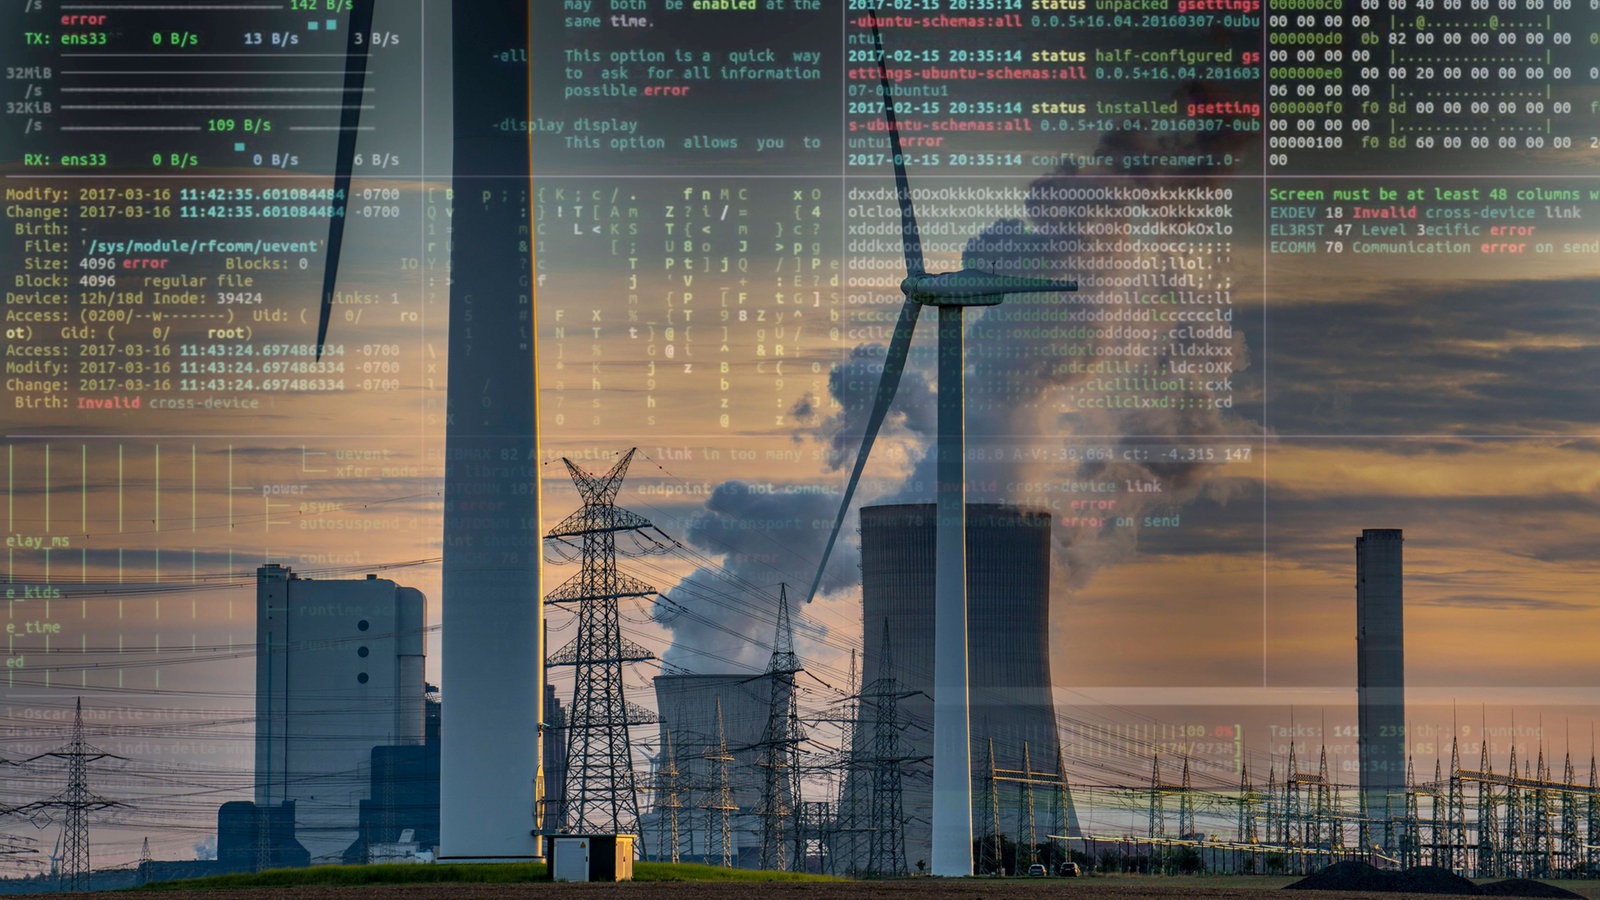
[702,698,737,868]
[1239,754,1260,846]
[984,740,1073,874]
[756,584,805,871]
[546,448,664,842]
[8,698,123,893]
[655,728,683,863]
[830,650,873,876]
[862,621,912,878]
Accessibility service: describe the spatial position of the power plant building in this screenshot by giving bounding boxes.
[852,503,1067,869]
[347,690,441,863]
[255,564,428,863]
[1356,528,1406,835]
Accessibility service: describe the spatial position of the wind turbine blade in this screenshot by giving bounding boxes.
[804,296,922,605]
[869,9,924,276]
[916,268,1078,302]
[315,0,377,361]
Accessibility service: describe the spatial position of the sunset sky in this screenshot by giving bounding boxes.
[5,0,1600,871]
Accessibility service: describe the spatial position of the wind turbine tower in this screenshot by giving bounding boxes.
[310,0,543,861]
[807,11,1078,876]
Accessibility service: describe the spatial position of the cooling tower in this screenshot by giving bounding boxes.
[651,674,776,864]
[857,503,1064,868]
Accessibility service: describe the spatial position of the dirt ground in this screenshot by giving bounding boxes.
[57,878,1600,899]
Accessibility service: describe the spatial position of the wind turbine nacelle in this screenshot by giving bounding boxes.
[903,269,1078,307]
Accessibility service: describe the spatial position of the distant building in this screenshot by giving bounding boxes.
[849,503,1070,871]
[217,800,308,872]
[1356,529,1405,839]
[255,564,427,863]
[542,683,567,832]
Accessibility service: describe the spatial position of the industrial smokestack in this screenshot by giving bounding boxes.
[1356,528,1405,841]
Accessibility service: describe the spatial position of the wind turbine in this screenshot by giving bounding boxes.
[313,0,376,360]
[805,10,1078,876]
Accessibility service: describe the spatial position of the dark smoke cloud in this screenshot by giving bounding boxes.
[870,104,1262,588]
[658,81,1263,662]
[789,393,817,425]
[655,481,857,671]
[653,345,938,672]
[819,342,938,470]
